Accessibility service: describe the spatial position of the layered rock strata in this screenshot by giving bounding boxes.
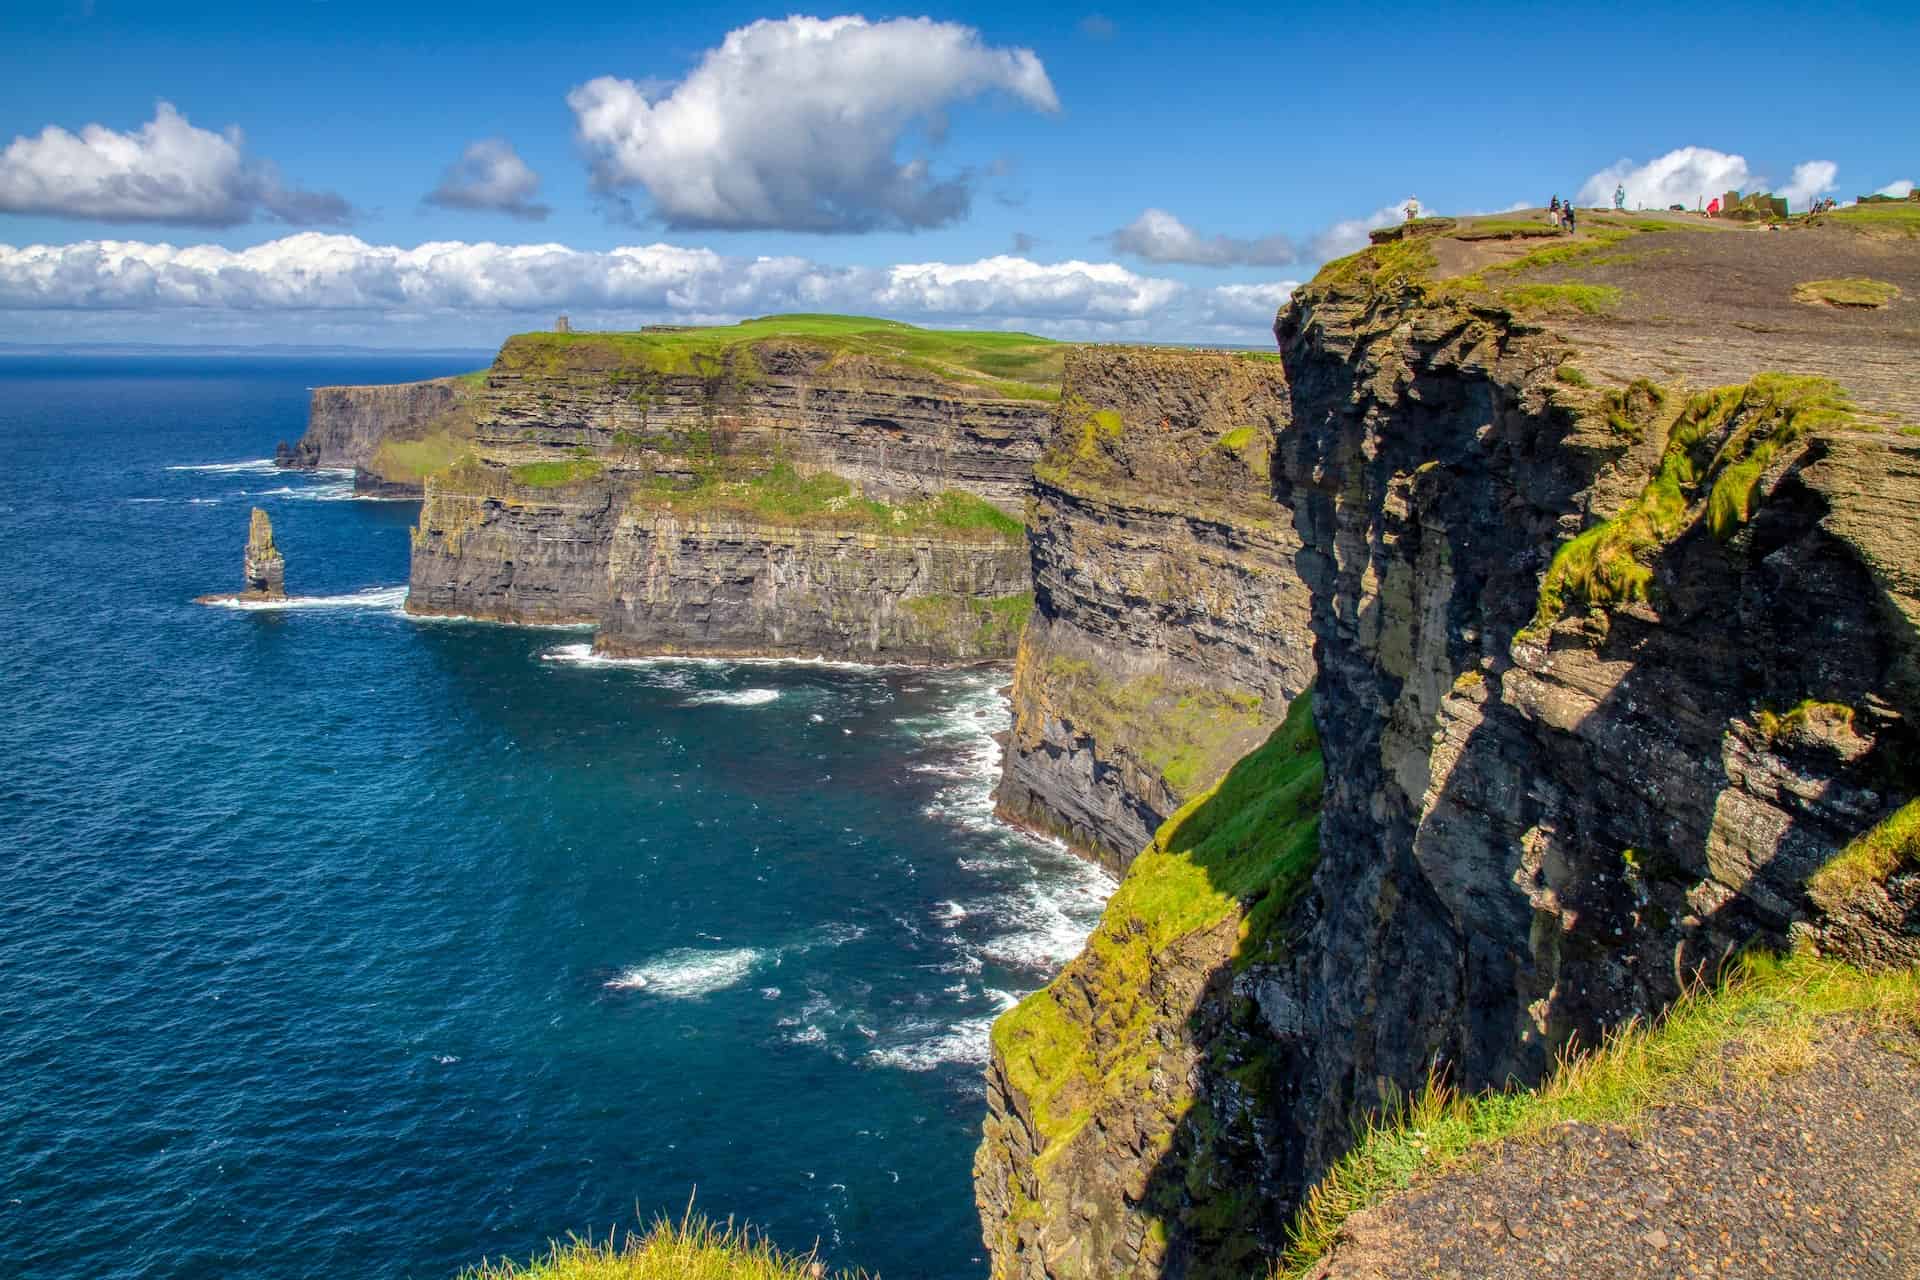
[278,375,472,475]
[406,329,1053,661]
[979,216,1919,1279]
[993,348,1316,869]
[243,507,285,597]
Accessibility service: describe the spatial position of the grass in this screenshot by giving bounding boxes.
[369,430,466,485]
[1755,698,1855,743]
[1496,283,1622,315]
[1822,201,1920,233]
[1807,798,1920,914]
[512,458,606,489]
[632,461,1024,543]
[901,592,1034,650]
[1276,949,1920,1278]
[1530,373,1858,627]
[497,314,1063,401]
[1453,218,1563,241]
[1792,277,1901,308]
[1038,656,1270,796]
[991,692,1323,1157]
[460,1210,850,1280]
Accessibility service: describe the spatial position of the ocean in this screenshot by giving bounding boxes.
[0,356,1111,1279]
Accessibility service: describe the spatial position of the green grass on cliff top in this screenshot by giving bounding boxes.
[1276,948,1920,1277]
[992,692,1323,1158]
[461,1211,855,1280]
[502,314,1064,401]
[630,461,1024,542]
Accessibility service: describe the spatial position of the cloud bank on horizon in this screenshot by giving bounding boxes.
[0,103,351,229]
[569,15,1057,232]
[1576,145,1841,210]
[0,233,1257,338]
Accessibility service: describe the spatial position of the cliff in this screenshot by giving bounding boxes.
[405,316,1057,661]
[278,373,481,494]
[994,347,1315,869]
[978,208,1920,1277]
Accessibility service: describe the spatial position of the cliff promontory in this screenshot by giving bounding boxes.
[404,316,1058,661]
[979,206,1920,1277]
[278,372,483,496]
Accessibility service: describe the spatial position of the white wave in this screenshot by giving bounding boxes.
[187,497,221,506]
[865,1015,997,1071]
[604,946,762,998]
[205,585,409,612]
[537,643,898,672]
[931,900,968,925]
[166,458,278,474]
[683,688,780,707]
[979,858,1114,972]
[786,1025,827,1046]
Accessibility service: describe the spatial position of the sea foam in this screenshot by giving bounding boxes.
[604,947,763,998]
[205,585,409,612]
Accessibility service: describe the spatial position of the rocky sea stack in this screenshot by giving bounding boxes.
[196,506,286,604]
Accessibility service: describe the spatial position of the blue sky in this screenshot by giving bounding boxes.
[2,0,1915,346]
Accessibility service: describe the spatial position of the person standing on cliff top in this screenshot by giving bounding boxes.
[1564,201,1578,235]
[1615,183,1627,211]
[1404,196,1421,222]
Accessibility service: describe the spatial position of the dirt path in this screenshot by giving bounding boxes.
[1308,1023,1920,1279]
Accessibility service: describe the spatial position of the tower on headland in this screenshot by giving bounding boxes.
[555,314,570,333]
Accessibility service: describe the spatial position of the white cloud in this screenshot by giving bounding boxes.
[1780,160,1838,209]
[1197,281,1298,326]
[877,255,1181,319]
[0,234,1190,335]
[1875,179,1914,198]
[568,15,1057,232]
[1579,146,1756,210]
[0,102,350,228]
[1108,208,1296,267]
[426,139,550,221]
[1306,204,1403,261]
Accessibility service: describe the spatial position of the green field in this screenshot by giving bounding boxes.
[500,314,1065,400]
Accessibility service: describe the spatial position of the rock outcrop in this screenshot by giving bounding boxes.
[994,347,1316,869]
[978,213,1920,1279]
[243,507,286,596]
[404,321,1056,661]
[278,375,479,495]
[197,506,286,604]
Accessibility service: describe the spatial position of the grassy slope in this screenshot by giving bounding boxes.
[992,692,1324,1159]
[630,461,1025,543]
[462,1215,852,1280]
[499,314,1064,401]
[1276,950,1920,1276]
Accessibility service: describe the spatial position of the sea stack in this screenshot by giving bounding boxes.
[243,508,286,597]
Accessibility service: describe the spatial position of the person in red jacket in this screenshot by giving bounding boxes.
[1707,196,1721,218]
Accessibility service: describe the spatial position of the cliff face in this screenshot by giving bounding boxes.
[406,324,1054,660]
[994,348,1316,869]
[600,513,1030,661]
[279,376,472,476]
[979,216,1919,1279]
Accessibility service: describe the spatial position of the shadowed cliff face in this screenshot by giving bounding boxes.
[994,348,1316,870]
[405,332,1052,661]
[978,223,1918,1278]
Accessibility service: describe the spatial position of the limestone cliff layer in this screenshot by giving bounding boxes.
[993,348,1315,869]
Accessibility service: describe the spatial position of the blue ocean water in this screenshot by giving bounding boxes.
[0,356,1111,1280]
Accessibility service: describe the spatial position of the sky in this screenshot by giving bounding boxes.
[1,0,1915,348]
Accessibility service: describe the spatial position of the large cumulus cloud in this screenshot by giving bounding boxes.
[567,15,1058,232]
[0,103,350,228]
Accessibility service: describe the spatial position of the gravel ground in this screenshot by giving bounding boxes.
[1311,1022,1920,1279]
